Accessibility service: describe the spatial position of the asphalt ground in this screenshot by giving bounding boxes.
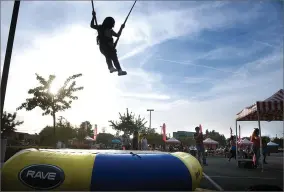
[200,153,283,191]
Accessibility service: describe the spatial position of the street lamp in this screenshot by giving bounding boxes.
[147,109,154,129]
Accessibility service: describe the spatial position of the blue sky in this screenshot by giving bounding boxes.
[1,1,283,138]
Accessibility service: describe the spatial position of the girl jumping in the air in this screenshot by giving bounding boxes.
[90,11,127,76]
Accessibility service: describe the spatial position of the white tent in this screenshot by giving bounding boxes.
[239,138,253,145]
[203,138,219,145]
[267,141,279,146]
[166,137,181,144]
[85,136,95,141]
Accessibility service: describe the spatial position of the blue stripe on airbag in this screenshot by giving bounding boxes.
[90,153,192,191]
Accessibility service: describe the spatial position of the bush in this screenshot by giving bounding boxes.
[4,146,53,162]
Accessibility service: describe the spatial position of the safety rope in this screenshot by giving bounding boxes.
[91,0,137,48]
[114,0,137,48]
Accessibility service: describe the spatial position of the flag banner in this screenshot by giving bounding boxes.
[162,123,166,141]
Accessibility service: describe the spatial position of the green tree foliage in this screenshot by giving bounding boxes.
[1,111,23,138]
[39,117,76,146]
[205,129,226,146]
[75,127,87,142]
[17,73,83,140]
[96,133,114,145]
[272,137,283,148]
[79,121,94,138]
[261,136,270,144]
[179,136,195,146]
[109,108,147,136]
[146,132,164,145]
[141,127,156,135]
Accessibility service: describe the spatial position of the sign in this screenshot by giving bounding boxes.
[18,164,65,190]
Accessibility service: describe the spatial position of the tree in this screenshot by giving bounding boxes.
[96,133,114,146]
[17,73,83,142]
[141,127,156,135]
[79,121,94,138]
[109,108,147,136]
[39,118,77,146]
[1,111,23,138]
[205,129,226,147]
[146,132,165,145]
[272,137,283,148]
[179,136,195,146]
[261,136,270,144]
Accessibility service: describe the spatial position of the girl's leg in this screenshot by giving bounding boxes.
[109,49,127,76]
[229,150,232,161]
[100,46,117,72]
[105,57,116,71]
[111,53,122,71]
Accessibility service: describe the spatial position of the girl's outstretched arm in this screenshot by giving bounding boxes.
[90,12,98,29]
[111,30,120,37]
[112,24,125,37]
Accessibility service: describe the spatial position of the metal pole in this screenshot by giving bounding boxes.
[147,109,154,129]
[235,120,238,167]
[256,102,264,172]
[1,0,21,117]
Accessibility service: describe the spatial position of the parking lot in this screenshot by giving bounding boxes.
[200,153,283,191]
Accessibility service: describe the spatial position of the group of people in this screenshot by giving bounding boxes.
[227,128,268,167]
[193,126,269,167]
[121,132,149,150]
[119,126,269,169]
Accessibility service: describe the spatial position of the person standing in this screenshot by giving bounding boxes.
[141,134,148,150]
[250,128,261,167]
[132,131,139,150]
[262,139,268,164]
[228,136,236,162]
[194,126,208,166]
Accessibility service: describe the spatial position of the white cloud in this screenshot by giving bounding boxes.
[1,1,283,139]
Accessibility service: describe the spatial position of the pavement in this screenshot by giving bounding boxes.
[199,153,284,191]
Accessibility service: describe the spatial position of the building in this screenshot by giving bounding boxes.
[173,131,195,139]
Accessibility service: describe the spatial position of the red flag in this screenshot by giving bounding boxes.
[162,123,166,141]
[93,124,98,140]
[199,124,203,133]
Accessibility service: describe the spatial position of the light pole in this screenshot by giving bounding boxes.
[147,109,154,129]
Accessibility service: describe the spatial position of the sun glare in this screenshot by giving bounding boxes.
[49,81,61,95]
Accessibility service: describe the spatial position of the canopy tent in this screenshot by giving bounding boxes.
[203,138,219,149]
[236,89,284,121]
[165,137,180,144]
[267,141,279,146]
[85,136,95,141]
[235,89,284,171]
[238,138,253,145]
[238,138,253,148]
[203,138,219,145]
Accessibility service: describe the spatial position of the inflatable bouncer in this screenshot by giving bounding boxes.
[1,149,203,191]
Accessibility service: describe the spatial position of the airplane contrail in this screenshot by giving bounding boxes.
[156,58,241,74]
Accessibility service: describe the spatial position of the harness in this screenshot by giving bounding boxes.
[96,26,113,46]
[91,0,137,48]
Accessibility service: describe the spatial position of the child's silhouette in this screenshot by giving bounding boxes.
[90,11,127,76]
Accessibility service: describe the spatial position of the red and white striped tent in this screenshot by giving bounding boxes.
[236,89,284,121]
[235,89,283,171]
